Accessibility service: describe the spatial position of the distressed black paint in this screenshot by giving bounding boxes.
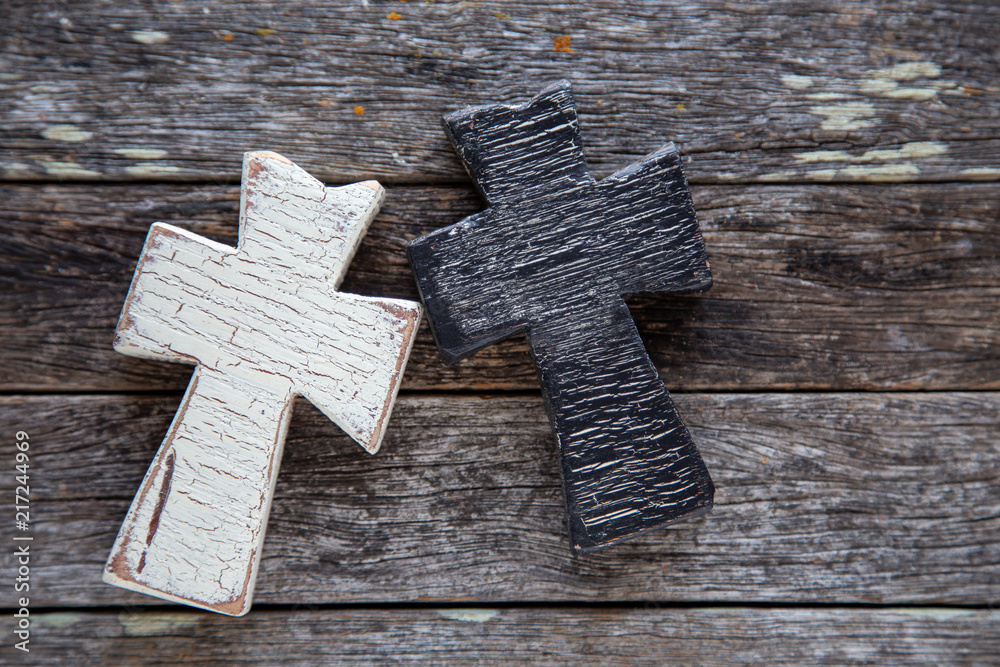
[407,81,715,552]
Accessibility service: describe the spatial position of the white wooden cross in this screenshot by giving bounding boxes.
[103,151,422,616]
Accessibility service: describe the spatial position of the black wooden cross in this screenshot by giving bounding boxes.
[407,81,715,552]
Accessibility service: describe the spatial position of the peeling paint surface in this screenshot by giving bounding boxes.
[125,163,181,176]
[42,161,101,178]
[809,103,876,130]
[36,612,84,628]
[781,74,814,89]
[806,92,847,101]
[794,150,853,164]
[438,609,500,623]
[959,167,1000,180]
[839,164,920,181]
[131,30,170,44]
[860,61,953,100]
[795,142,947,165]
[875,61,942,81]
[115,148,169,159]
[118,611,201,636]
[42,124,93,142]
[104,151,423,616]
[856,142,947,162]
[3,162,33,177]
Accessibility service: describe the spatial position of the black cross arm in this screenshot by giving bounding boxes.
[595,142,713,296]
[406,209,527,365]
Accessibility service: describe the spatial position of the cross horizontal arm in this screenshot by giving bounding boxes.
[114,223,239,366]
[299,294,420,453]
[407,210,526,364]
[594,142,712,295]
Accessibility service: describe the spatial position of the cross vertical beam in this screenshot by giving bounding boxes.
[104,368,294,615]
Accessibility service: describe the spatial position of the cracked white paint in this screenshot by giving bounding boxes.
[115,148,168,159]
[131,30,170,44]
[781,74,814,90]
[42,161,101,178]
[104,151,422,616]
[809,102,875,131]
[125,162,181,176]
[41,124,93,142]
[795,141,947,164]
[438,609,499,623]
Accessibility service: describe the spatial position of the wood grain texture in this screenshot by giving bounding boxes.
[2,0,999,185]
[1,182,996,393]
[20,607,1000,666]
[410,81,715,550]
[2,0,995,660]
[2,392,996,607]
[104,152,421,615]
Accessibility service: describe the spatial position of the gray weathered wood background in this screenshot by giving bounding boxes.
[1,1,998,664]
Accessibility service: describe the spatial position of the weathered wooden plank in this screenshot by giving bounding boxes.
[2,0,998,184]
[2,183,997,392]
[2,392,996,607]
[21,607,1000,666]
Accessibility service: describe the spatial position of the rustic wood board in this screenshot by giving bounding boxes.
[2,1,999,185]
[3,0,997,661]
[1,392,996,608]
[21,607,1000,666]
[2,182,996,393]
